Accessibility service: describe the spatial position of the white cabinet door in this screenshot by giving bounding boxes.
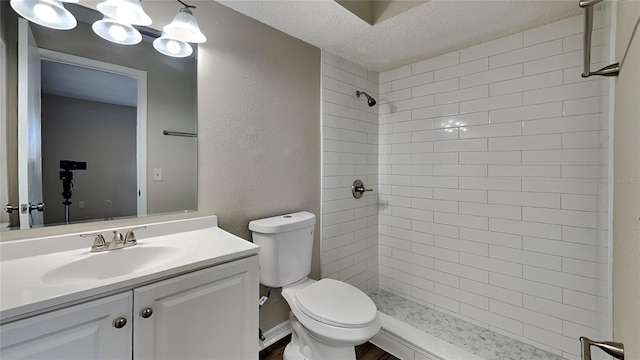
[133,256,259,360]
[0,292,132,359]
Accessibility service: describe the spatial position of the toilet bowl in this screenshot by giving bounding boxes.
[249,212,380,360]
[287,278,379,335]
[281,278,381,359]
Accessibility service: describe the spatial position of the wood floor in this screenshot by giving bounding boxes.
[260,335,399,360]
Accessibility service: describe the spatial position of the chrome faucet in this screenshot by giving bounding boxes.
[580,337,624,360]
[82,226,146,252]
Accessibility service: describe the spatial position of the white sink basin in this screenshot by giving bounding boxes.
[41,245,184,284]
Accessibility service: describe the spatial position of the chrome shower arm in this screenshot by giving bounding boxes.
[355,90,376,107]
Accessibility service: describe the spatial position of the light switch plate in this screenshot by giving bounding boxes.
[153,168,163,181]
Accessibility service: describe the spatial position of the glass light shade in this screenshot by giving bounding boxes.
[153,34,193,58]
[10,0,77,30]
[92,16,142,45]
[96,0,151,26]
[163,8,206,43]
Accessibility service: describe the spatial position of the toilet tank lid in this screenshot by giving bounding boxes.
[249,211,316,234]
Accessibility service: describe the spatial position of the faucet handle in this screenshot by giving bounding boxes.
[112,231,124,243]
[124,226,146,247]
[81,233,107,252]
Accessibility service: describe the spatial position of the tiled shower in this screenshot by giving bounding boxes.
[322,12,612,360]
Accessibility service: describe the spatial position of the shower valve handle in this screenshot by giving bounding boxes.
[355,186,373,192]
[352,179,373,199]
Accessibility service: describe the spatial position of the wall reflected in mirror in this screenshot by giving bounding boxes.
[1,2,198,231]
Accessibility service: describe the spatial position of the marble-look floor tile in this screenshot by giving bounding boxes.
[369,289,566,360]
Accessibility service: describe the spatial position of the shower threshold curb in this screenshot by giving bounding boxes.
[372,312,483,360]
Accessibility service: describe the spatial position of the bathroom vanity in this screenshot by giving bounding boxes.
[0,216,259,359]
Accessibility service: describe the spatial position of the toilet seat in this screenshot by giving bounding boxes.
[294,278,378,328]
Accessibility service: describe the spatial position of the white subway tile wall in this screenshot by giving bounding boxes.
[321,51,379,292]
[378,15,609,359]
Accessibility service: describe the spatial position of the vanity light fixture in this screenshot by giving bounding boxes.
[92,16,142,45]
[10,0,77,30]
[153,33,193,58]
[163,0,207,44]
[96,0,152,26]
[14,0,205,56]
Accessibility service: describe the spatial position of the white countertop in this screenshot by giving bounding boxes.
[0,216,259,324]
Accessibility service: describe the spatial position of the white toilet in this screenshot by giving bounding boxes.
[249,211,381,360]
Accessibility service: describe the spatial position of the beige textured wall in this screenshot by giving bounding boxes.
[193,0,321,331]
[612,1,640,357]
[1,1,321,333]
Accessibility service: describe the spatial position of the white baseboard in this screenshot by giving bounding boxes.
[259,321,292,351]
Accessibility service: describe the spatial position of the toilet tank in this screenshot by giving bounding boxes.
[249,212,316,288]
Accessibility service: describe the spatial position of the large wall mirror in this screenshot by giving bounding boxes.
[1,1,198,231]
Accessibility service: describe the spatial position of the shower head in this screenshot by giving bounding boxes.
[356,90,376,107]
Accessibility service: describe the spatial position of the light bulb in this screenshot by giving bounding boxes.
[109,24,127,41]
[153,34,192,58]
[33,2,57,22]
[166,40,181,54]
[93,16,141,45]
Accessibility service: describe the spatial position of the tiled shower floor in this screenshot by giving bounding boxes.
[369,289,566,360]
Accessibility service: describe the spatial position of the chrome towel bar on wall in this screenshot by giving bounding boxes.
[163,130,197,138]
[580,336,624,359]
[579,0,620,77]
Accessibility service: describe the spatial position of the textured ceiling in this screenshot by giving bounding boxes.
[215,0,583,73]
